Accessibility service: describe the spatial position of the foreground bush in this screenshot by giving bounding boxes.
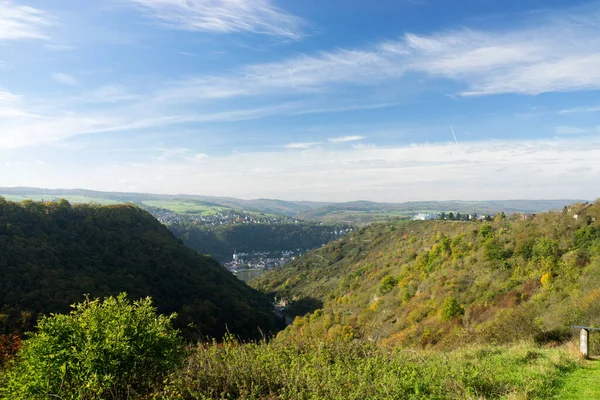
[1,293,183,400]
[157,339,577,400]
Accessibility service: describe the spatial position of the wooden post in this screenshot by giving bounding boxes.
[580,328,589,358]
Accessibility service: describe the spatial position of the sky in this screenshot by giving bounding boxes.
[0,0,599,202]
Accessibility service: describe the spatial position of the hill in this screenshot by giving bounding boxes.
[0,187,583,224]
[0,187,330,217]
[170,222,351,262]
[297,199,584,223]
[253,200,600,348]
[0,198,282,342]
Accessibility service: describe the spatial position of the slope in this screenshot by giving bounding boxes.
[0,198,282,342]
[254,201,600,348]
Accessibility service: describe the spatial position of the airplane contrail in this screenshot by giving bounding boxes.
[450,126,459,145]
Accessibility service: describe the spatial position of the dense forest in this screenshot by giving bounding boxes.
[0,198,283,348]
[254,201,600,348]
[169,222,351,262]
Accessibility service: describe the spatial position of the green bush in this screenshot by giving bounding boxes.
[1,293,183,400]
[440,297,463,321]
[379,275,398,294]
[483,238,508,261]
[478,223,494,239]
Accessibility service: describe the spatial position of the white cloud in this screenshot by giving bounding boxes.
[558,105,600,114]
[554,126,591,135]
[127,0,303,39]
[150,5,600,99]
[0,89,38,118]
[52,72,79,86]
[8,138,599,202]
[328,135,364,143]
[284,141,322,149]
[0,0,52,41]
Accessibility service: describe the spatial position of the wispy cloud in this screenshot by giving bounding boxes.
[0,89,38,118]
[0,1,52,41]
[328,135,364,143]
[558,105,600,114]
[127,0,303,39]
[53,72,79,86]
[10,138,599,201]
[151,4,600,99]
[284,142,322,149]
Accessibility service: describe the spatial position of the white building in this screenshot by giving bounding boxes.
[412,213,438,221]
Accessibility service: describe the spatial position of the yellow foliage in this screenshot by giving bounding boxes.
[540,272,553,287]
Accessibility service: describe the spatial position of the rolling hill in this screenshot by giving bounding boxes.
[253,200,600,348]
[0,198,283,341]
[0,187,583,224]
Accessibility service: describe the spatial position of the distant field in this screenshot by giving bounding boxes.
[141,200,227,215]
[0,194,119,205]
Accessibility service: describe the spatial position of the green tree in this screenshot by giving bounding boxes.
[483,238,508,261]
[478,223,494,239]
[495,212,507,221]
[440,297,463,321]
[2,294,183,400]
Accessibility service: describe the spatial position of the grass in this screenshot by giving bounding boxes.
[555,358,600,399]
[154,339,577,400]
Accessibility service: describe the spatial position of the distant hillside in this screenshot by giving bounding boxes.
[297,199,584,223]
[0,198,283,341]
[170,223,352,262]
[0,188,582,224]
[254,200,600,348]
[0,187,331,217]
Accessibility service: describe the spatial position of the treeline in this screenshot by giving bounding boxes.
[169,222,352,262]
[438,211,500,221]
[0,198,283,354]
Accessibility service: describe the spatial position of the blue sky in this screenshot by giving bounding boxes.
[0,0,599,201]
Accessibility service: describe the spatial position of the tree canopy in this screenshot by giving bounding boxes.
[0,199,282,343]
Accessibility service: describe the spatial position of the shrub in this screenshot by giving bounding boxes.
[440,297,463,321]
[379,275,398,294]
[478,224,494,239]
[2,293,183,400]
[483,238,508,261]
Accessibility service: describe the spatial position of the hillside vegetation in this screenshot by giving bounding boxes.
[0,294,580,400]
[254,201,600,348]
[0,198,281,347]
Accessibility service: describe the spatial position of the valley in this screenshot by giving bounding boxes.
[1,193,599,399]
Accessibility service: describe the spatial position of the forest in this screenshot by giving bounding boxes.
[0,198,282,351]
